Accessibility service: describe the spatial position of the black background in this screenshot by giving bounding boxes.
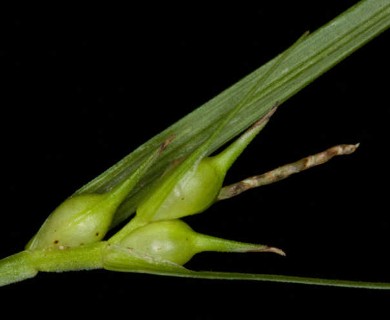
[1,1,389,317]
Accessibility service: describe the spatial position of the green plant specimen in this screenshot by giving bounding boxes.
[1,0,389,289]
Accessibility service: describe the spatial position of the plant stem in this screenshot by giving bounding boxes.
[0,243,105,287]
[0,251,38,287]
[30,243,105,272]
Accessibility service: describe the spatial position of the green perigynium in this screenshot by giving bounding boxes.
[26,193,114,250]
[121,109,275,231]
[107,220,284,270]
[25,142,168,250]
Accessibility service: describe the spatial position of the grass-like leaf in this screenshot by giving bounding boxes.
[73,0,390,229]
[121,268,390,290]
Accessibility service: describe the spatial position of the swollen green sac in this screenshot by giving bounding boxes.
[136,158,224,223]
[26,194,116,250]
[135,116,270,224]
[26,144,166,251]
[109,220,284,268]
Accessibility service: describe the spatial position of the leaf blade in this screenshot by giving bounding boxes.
[73,0,390,228]
[132,268,390,290]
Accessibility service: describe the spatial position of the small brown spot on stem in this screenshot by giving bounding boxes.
[160,135,176,153]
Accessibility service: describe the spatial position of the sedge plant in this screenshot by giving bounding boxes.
[1,0,389,289]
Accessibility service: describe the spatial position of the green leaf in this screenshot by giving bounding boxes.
[125,268,390,290]
[73,0,390,229]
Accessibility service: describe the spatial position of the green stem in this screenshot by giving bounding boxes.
[30,242,105,272]
[0,251,38,287]
[0,243,105,287]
